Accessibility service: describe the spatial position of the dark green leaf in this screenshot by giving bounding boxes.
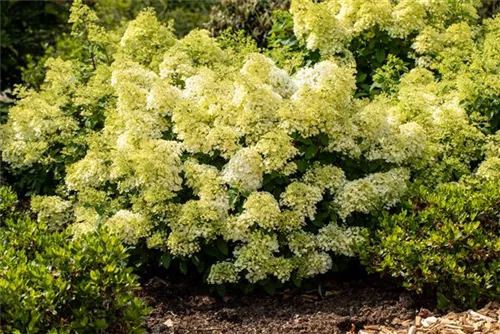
[375,49,385,63]
[160,254,172,270]
[180,261,188,275]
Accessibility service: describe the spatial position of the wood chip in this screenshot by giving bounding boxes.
[364,325,381,330]
[163,319,174,327]
[421,316,437,327]
[469,310,496,322]
[359,303,500,334]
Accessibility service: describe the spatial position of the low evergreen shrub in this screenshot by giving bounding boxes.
[361,172,500,308]
[0,187,150,333]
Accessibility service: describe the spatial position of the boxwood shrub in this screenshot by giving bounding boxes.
[361,174,500,309]
[0,186,150,333]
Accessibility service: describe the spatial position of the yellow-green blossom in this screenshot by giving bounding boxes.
[31,196,73,230]
[280,182,323,220]
[207,262,240,284]
[222,147,264,192]
[334,168,410,219]
[241,191,281,230]
[105,210,151,245]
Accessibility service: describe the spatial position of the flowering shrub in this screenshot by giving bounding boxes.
[1,0,498,289]
[289,0,500,128]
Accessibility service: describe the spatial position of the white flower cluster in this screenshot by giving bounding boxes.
[31,196,73,230]
[222,148,264,193]
[334,169,410,219]
[105,210,151,245]
[477,158,500,181]
[290,0,481,56]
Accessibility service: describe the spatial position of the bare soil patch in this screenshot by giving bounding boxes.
[141,273,435,334]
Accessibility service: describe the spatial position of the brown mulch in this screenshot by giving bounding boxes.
[141,274,500,333]
[360,303,500,334]
[141,274,433,334]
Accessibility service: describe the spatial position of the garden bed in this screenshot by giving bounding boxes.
[142,275,500,333]
[142,274,427,333]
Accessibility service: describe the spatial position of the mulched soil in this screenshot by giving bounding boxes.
[140,273,437,334]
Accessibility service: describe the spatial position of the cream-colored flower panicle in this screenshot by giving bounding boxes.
[105,210,151,245]
[222,147,264,193]
[334,168,410,220]
[31,196,73,230]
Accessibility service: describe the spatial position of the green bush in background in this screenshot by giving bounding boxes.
[94,0,215,37]
[18,0,213,89]
[1,0,215,91]
[207,0,290,46]
[0,0,71,89]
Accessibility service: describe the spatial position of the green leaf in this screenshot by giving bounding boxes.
[216,239,229,256]
[228,189,239,209]
[304,145,318,159]
[375,49,386,63]
[241,283,254,294]
[311,219,325,227]
[296,160,308,172]
[292,275,302,287]
[262,282,276,295]
[319,133,329,146]
[90,270,98,281]
[204,245,220,257]
[197,261,205,274]
[216,285,226,297]
[437,292,450,310]
[160,254,172,269]
[179,261,188,275]
[356,72,367,83]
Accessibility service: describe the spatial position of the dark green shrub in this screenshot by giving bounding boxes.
[207,0,290,46]
[361,178,500,309]
[0,0,71,89]
[0,187,150,333]
[93,0,215,38]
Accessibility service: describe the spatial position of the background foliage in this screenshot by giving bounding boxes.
[0,0,71,89]
[207,0,290,46]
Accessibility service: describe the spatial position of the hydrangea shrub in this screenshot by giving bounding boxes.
[1,0,498,287]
